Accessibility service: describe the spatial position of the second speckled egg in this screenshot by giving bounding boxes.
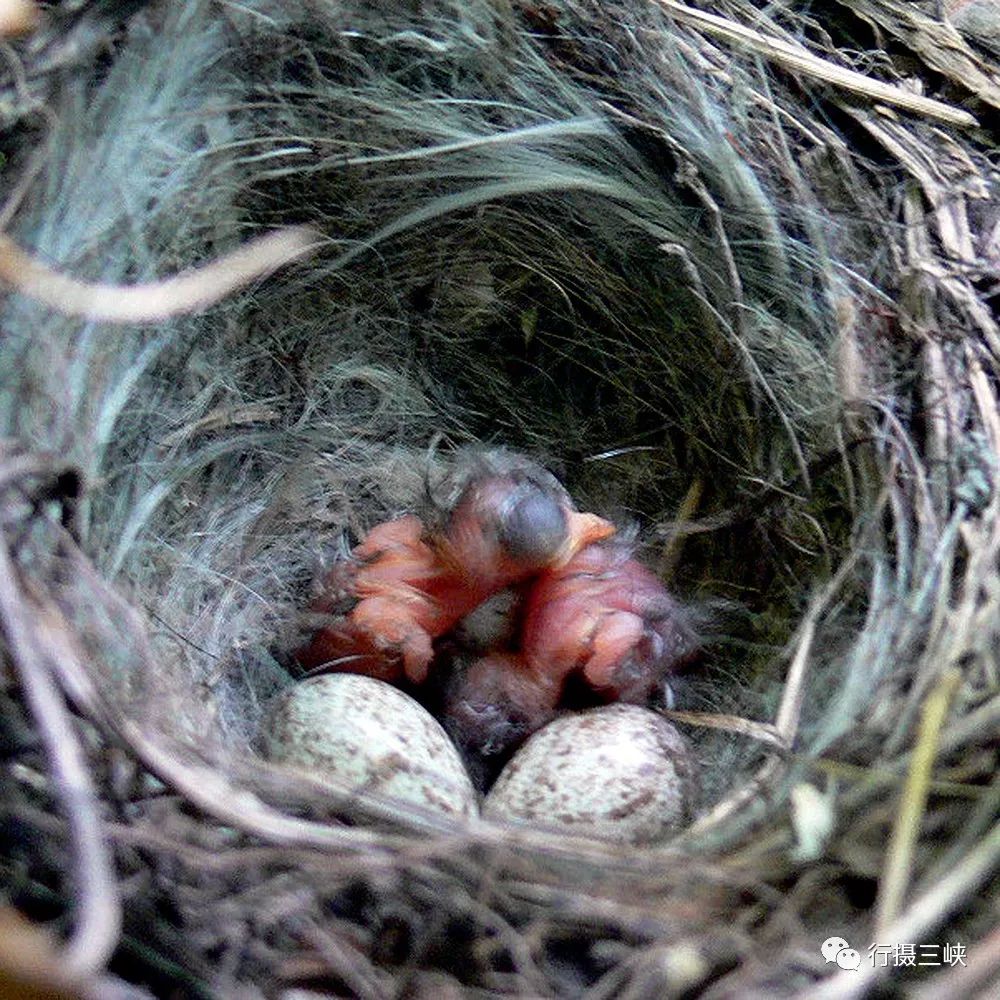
[483,704,696,843]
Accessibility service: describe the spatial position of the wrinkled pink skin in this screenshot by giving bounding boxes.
[522,543,696,699]
[294,473,614,684]
[443,543,698,770]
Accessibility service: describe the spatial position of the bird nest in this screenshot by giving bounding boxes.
[1,1,998,996]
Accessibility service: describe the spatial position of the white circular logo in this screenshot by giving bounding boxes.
[821,936,850,964]
[836,948,861,971]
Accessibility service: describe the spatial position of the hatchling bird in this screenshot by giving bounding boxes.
[294,451,614,683]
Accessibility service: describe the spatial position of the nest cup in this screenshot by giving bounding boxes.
[1,1,998,996]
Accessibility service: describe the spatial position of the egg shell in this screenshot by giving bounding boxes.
[483,704,695,843]
[261,674,478,819]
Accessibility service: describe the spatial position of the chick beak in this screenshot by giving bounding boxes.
[553,510,615,567]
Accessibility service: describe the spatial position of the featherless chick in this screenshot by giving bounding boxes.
[294,451,614,683]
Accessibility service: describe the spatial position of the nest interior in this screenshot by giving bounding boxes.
[1,1,998,997]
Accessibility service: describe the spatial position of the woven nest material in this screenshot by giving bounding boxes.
[1,1,998,996]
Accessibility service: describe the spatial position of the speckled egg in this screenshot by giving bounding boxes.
[483,704,695,843]
[261,674,478,819]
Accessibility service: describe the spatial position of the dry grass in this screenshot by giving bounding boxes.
[0,0,998,996]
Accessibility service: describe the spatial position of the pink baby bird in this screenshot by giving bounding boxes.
[294,452,615,684]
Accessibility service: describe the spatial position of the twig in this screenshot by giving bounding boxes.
[658,708,788,753]
[0,528,121,979]
[0,226,320,323]
[920,773,1000,884]
[657,475,704,581]
[805,756,985,802]
[875,668,963,936]
[296,920,390,1000]
[836,0,1000,111]
[652,0,977,126]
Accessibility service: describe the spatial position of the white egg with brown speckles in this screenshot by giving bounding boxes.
[261,674,477,819]
[483,704,695,843]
